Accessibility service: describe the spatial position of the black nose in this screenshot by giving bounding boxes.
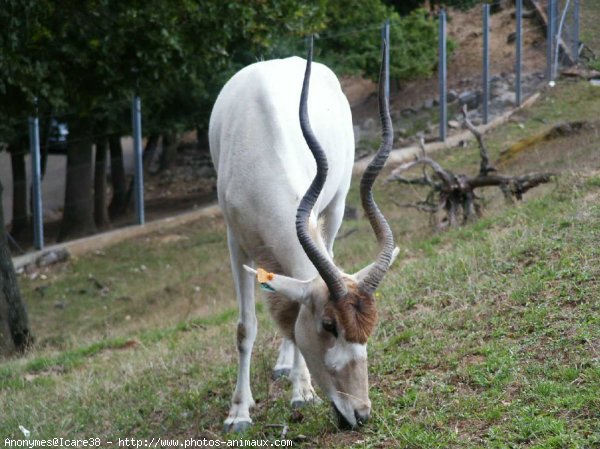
[354,409,370,426]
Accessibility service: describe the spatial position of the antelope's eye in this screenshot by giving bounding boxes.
[322,319,338,338]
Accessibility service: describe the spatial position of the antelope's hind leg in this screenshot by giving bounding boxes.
[290,345,320,408]
[322,192,347,258]
[224,230,257,433]
[272,338,294,379]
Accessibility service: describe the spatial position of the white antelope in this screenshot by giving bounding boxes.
[209,39,398,432]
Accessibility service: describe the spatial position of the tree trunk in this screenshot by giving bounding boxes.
[8,142,30,241]
[159,133,178,172]
[143,134,160,174]
[40,117,51,178]
[108,134,128,220]
[94,137,110,229]
[58,118,96,241]
[0,179,33,357]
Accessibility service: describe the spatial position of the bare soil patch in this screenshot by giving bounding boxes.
[348,6,546,123]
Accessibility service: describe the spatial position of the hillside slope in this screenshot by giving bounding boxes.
[0,80,599,448]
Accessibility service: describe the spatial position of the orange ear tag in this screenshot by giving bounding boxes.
[257,268,274,283]
[256,268,275,292]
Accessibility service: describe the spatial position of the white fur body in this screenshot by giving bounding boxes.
[210,57,354,279]
[209,57,356,430]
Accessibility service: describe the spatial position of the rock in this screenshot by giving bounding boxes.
[448,120,461,129]
[426,123,439,136]
[591,79,600,87]
[37,249,70,268]
[459,91,481,109]
[496,91,517,106]
[491,80,509,98]
[423,98,435,109]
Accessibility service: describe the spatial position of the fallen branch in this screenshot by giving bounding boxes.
[385,110,557,228]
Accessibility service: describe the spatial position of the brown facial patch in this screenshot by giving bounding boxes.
[327,283,377,344]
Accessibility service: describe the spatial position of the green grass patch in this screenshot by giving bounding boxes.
[1,81,600,447]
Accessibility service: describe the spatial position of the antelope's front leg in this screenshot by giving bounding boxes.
[224,230,257,432]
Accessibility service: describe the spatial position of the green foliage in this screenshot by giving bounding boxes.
[588,59,600,71]
[385,0,480,14]
[447,0,480,10]
[0,0,447,141]
[317,4,440,82]
[0,0,329,140]
[0,1,53,143]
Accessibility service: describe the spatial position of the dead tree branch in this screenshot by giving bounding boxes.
[462,105,496,176]
[385,113,557,229]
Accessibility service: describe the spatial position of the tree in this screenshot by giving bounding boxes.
[384,0,480,15]
[0,179,32,356]
[2,0,448,241]
[260,1,440,84]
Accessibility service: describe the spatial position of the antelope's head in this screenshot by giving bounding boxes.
[247,38,397,429]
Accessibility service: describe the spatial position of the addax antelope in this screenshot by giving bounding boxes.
[209,39,398,432]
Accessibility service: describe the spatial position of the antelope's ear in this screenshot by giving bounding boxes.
[243,265,315,304]
[352,246,400,283]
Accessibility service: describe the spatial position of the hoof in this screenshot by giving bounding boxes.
[224,420,252,433]
[272,368,291,380]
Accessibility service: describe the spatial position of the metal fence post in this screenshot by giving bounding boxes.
[516,0,523,106]
[554,0,572,79]
[381,19,390,103]
[439,9,447,141]
[483,4,490,124]
[572,0,580,64]
[131,96,144,225]
[553,0,559,37]
[547,0,555,81]
[28,115,44,250]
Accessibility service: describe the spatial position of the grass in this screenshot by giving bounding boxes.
[1,80,599,447]
[581,0,600,57]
